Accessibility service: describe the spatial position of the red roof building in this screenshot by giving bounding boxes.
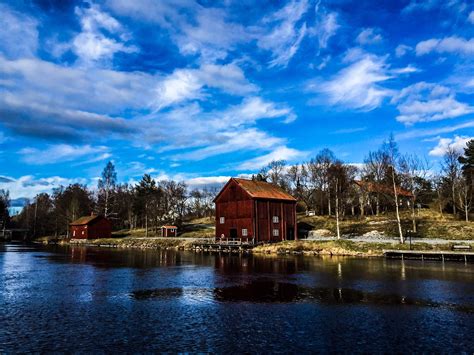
[161,225,177,237]
[353,180,413,198]
[70,215,111,239]
[214,178,297,243]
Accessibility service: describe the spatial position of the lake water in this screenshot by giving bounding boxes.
[1,243,473,353]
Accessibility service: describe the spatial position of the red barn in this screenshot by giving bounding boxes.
[161,225,177,237]
[214,178,297,243]
[70,215,111,239]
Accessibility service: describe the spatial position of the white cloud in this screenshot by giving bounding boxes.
[403,0,466,14]
[0,55,159,140]
[220,97,295,127]
[185,176,232,186]
[428,135,473,156]
[18,145,110,165]
[396,120,474,140]
[237,146,307,170]
[0,175,88,200]
[416,36,474,56]
[395,44,412,57]
[107,0,249,62]
[392,82,473,124]
[155,70,203,109]
[257,0,310,67]
[469,11,474,24]
[72,4,138,63]
[174,129,284,161]
[356,28,383,45]
[311,2,339,51]
[312,53,393,110]
[176,7,250,62]
[143,95,297,162]
[391,65,419,74]
[0,4,38,59]
[154,63,257,109]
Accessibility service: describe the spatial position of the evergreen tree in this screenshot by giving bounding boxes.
[0,189,10,231]
[459,139,474,184]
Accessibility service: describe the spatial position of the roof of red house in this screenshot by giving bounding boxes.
[354,180,413,197]
[70,215,104,226]
[162,225,177,229]
[215,178,296,202]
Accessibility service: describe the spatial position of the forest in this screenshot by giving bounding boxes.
[1,136,472,240]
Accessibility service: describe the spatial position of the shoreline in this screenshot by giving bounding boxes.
[30,236,474,258]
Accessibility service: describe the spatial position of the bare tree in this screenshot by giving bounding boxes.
[307,149,336,215]
[329,162,357,239]
[442,147,462,217]
[456,178,472,222]
[258,160,288,189]
[383,135,404,243]
[399,154,431,232]
[363,150,389,215]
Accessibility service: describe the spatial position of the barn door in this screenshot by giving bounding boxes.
[287,225,294,240]
[229,228,238,239]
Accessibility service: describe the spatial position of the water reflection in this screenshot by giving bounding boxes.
[129,278,474,314]
[1,243,474,353]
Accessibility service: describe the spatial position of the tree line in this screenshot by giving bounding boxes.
[2,136,473,241]
[7,162,218,238]
[254,136,473,242]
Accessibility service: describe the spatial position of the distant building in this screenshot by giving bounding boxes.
[214,178,297,242]
[161,225,177,237]
[353,180,413,199]
[70,215,111,239]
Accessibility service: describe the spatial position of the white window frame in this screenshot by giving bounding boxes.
[242,228,248,237]
[272,216,279,223]
[220,217,225,224]
[273,229,279,237]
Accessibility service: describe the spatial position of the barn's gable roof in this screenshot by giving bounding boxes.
[214,178,296,202]
[70,215,103,226]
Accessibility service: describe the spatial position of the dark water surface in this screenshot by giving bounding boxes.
[1,243,473,353]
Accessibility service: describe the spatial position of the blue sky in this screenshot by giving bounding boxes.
[0,0,473,204]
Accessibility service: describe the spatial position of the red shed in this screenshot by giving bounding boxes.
[70,215,112,239]
[161,225,177,237]
[214,178,297,243]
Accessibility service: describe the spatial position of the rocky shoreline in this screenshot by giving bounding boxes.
[37,236,471,258]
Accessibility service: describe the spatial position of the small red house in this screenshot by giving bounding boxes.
[214,178,297,243]
[70,215,111,239]
[161,225,177,237]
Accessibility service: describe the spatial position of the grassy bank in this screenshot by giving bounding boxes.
[36,235,474,258]
[253,239,474,257]
[299,209,474,240]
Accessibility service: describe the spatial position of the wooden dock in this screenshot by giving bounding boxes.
[384,249,474,263]
[192,238,258,253]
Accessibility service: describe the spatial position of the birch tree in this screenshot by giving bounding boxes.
[97,161,117,218]
[442,147,462,217]
[383,135,404,243]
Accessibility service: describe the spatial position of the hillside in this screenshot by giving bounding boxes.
[298,209,474,240]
